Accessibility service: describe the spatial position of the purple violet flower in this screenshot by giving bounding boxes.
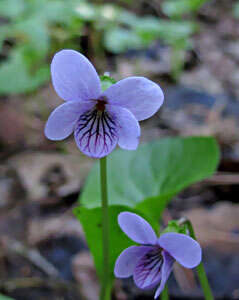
[45,50,164,158]
[114,212,202,299]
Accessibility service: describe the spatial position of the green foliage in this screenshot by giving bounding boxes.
[0,0,209,94]
[101,6,198,79]
[0,0,208,94]
[159,0,209,77]
[233,1,239,18]
[0,47,49,94]
[0,0,25,18]
[162,0,209,18]
[104,28,142,54]
[76,137,219,287]
[100,75,116,92]
[80,137,219,210]
[103,10,197,54]
[0,294,14,300]
[0,0,81,95]
[161,220,187,234]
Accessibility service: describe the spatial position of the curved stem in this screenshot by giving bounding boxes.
[100,157,110,300]
[180,219,214,300]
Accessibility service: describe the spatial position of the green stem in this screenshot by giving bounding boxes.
[99,157,110,300]
[182,219,214,300]
[161,285,169,300]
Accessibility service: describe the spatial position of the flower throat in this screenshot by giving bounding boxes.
[96,100,107,112]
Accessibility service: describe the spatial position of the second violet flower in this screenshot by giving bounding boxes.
[45,50,164,158]
[114,212,202,299]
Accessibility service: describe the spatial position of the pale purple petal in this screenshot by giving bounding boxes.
[118,212,157,245]
[45,101,95,140]
[158,233,202,269]
[107,105,140,150]
[154,251,174,299]
[133,247,163,289]
[51,50,101,102]
[102,77,164,121]
[74,108,118,158]
[114,246,153,278]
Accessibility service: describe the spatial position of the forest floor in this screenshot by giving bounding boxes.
[0,1,239,299]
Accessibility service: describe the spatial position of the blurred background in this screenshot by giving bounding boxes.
[0,0,239,299]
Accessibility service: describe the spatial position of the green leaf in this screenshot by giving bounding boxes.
[135,19,197,45]
[233,2,239,18]
[133,16,163,45]
[0,0,25,18]
[14,17,50,56]
[75,2,98,21]
[117,10,140,27]
[0,47,49,95]
[0,294,15,300]
[0,25,10,51]
[98,4,120,23]
[161,220,187,235]
[80,137,219,213]
[0,0,87,94]
[74,205,158,287]
[74,205,132,284]
[104,28,142,54]
[133,137,219,197]
[43,0,76,23]
[80,150,138,208]
[162,0,208,18]
[135,193,173,223]
[100,75,116,92]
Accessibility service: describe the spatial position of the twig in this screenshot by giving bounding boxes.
[1,237,60,278]
[0,277,82,295]
[204,172,239,185]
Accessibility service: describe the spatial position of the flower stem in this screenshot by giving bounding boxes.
[180,218,214,300]
[100,157,110,300]
[161,285,169,300]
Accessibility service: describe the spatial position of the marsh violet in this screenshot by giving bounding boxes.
[45,50,164,158]
[114,212,202,299]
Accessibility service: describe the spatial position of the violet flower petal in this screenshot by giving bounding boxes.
[74,108,118,158]
[158,233,202,269]
[133,247,163,290]
[44,100,95,140]
[114,246,153,278]
[154,251,174,299]
[51,50,101,102]
[118,212,157,245]
[102,77,164,121]
[107,105,140,150]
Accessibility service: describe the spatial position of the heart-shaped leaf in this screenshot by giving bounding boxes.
[80,137,219,210]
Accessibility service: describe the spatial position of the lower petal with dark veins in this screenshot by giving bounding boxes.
[133,247,163,290]
[74,109,118,158]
